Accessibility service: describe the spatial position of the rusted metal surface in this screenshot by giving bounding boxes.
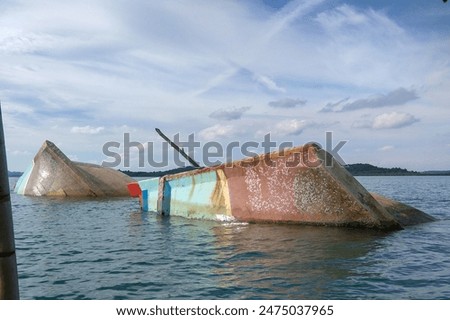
[371,193,435,227]
[15,140,134,197]
[133,143,433,229]
[222,145,401,229]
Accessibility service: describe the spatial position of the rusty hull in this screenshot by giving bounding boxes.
[134,143,434,229]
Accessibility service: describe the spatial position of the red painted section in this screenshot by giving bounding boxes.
[127,182,141,197]
[133,144,404,229]
[222,145,400,228]
[224,148,307,223]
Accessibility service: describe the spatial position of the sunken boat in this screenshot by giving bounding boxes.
[128,143,434,229]
[15,140,134,197]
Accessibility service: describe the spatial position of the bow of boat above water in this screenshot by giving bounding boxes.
[128,143,435,229]
[15,140,134,197]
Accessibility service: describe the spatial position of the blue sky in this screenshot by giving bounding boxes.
[1,0,449,171]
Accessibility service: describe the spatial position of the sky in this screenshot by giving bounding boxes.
[1,0,450,171]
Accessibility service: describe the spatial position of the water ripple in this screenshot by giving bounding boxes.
[9,176,450,299]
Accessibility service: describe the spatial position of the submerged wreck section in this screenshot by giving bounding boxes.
[129,143,434,229]
[15,140,134,197]
[370,193,434,227]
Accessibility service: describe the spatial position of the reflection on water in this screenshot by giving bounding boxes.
[210,223,390,299]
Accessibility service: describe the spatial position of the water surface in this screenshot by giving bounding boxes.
[9,176,450,299]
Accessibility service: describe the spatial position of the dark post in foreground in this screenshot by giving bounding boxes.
[0,103,20,299]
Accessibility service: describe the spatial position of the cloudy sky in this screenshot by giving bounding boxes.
[1,0,449,171]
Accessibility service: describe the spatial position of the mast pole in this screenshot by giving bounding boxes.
[155,128,201,168]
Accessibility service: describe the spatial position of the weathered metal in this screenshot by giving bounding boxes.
[161,168,233,221]
[370,193,435,227]
[130,143,434,229]
[15,140,134,197]
[0,104,20,299]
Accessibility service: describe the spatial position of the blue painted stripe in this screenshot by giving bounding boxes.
[142,189,148,211]
[138,178,159,212]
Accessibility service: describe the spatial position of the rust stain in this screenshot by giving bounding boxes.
[143,143,405,229]
[188,175,196,200]
[210,169,232,217]
[222,144,401,228]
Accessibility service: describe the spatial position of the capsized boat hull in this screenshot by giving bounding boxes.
[15,140,134,197]
[129,144,434,229]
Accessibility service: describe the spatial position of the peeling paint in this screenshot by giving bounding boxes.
[132,144,432,229]
[153,169,233,221]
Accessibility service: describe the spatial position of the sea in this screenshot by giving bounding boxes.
[8,176,450,300]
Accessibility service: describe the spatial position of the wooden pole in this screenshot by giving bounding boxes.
[0,103,20,299]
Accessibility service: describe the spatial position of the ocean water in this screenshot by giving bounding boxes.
[8,176,450,299]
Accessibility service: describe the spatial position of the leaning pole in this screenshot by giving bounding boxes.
[0,103,20,299]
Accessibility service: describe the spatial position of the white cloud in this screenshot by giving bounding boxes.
[316,4,403,35]
[209,106,251,121]
[1,0,449,171]
[198,124,236,141]
[372,112,419,129]
[0,29,57,54]
[263,0,326,43]
[252,74,286,93]
[71,126,105,134]
[273,119,312,136]
[352,112,419,130]
[310,4,439,90]
[379,145,395,151]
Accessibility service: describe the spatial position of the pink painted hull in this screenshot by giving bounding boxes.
[129,144,433,229]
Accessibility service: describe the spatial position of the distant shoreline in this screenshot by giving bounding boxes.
[120,163,450,177]
[344,163,450,176]
[7,171,23,177]
[9,163,450,178]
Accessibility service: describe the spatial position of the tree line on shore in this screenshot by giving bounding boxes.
[9,164,450,178]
